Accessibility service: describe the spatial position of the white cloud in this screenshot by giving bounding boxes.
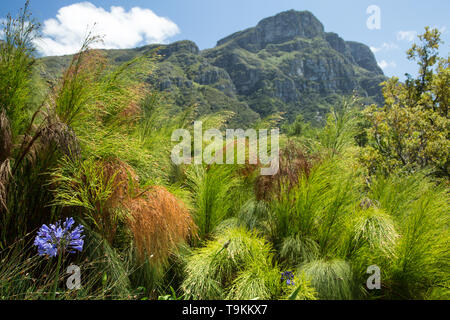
[378,60,397,70]
[34,2,180,56]
[397,30,417,42]
[370,42,399,53]
[0,18,6,40]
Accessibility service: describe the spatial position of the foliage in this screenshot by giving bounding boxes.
[362,27,449,178]
[284,273,318,300]
[255,141,316,201]
[185,164,242,240]
[181,227,281,300]
[0,0,39,138]
[299,259,357,300]
[0,3,448,301]
[125,186,197,264]
[268,157,361,255]
[368,173,449,299]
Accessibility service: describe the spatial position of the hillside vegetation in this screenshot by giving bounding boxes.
[39,10,386,127]
[0,3,448,300]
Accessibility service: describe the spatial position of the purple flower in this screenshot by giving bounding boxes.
[281,271,295,286]
[34,217,85,257]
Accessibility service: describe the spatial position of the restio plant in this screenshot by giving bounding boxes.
[0,2,448,301]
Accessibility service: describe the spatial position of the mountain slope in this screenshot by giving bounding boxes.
[203,10,385,122]
[39,10,386,127]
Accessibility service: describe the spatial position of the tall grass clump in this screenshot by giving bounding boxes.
[182,227,281,300]
[342,205,399,261]
[234,199,271,235]
[0,235,134,300]
[269,158,361,257]
[280,235,320,266]
[0,0,39,138]
[317,97,360,156]
[255,141,316,201]
[225,259,282,300]
[0,3,76,245]
[299,259,358,300]
[186,164,241,240]
[388,184,448,299]
[50,157,135,243]
[297,96,360,158]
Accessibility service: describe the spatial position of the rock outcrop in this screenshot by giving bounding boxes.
[41,10,386,126]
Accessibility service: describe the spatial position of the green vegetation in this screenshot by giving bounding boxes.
[39,11,386,128]
[361,27,449,177]
[0,3,448,300]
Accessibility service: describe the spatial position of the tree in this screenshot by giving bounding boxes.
[362,27,449,178]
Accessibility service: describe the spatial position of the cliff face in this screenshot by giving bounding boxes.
[202,10,385,121]
[147,40,261,126]
[216,10,325,50]
[40,10,386,126]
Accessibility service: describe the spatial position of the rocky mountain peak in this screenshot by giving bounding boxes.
[256,10,324,41]
[216,10,324,51]
[41,10,386,127]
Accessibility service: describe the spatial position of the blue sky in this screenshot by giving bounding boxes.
[1,0,449,79]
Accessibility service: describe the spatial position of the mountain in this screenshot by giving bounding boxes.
[39,10,386,127]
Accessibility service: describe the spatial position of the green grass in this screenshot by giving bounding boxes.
[0,2,448,301]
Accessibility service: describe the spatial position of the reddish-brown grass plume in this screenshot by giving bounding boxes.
[56,157,197,262]
[256,142,318,201]
[125,186,197,263]
[103,159,139,208]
